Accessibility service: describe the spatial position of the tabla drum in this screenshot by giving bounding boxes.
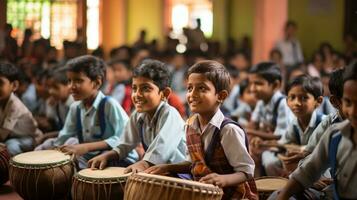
[124,173,223,200]
[255,176,288,200]
[9,150,74,200]
[0,144,10,185]
[72,167,130,200]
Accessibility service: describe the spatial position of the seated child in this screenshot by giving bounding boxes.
[52,55,135,169]
[35,67,74,149]
[0,62,42,155]
[262,75,324,176]
[276,61,357,200]
[231,79,257,127]
[145,60,258,200]
[88,59,186,173]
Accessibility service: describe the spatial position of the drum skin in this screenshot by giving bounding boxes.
[255,176,288,200]
[124,173,223,200]
[9,153,74,200]
[0,145,10,185]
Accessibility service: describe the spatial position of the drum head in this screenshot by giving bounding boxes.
[12,150,70,166]
[255,176,288,192]
[78,167,130,179]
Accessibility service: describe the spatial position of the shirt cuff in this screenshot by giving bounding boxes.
[104,137,119,148]
[143,151,165,165]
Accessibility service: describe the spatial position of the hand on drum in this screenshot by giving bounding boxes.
[124,160,151,173]
[88,154,108,170]
[281,151,304,164]
[144,164,169,175]
[199,173,226,187]
[59,144,88,157]
[250,137,262,148]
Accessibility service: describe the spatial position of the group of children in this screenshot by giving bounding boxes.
[0,52,356,199]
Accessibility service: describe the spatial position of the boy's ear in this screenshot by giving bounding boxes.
[316,96,324,106]
[160,87,172,101]
[273,80,282,90]
[93,76,103,89]
[217,90,229,103]
[11,80,19,92]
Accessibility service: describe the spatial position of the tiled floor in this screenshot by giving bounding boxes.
[0,182,22,200]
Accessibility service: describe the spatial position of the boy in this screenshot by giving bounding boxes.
[145,61,258,200]
[35,67,74,149]
[277,62,357,200]
[247,62,292,141]
[262,75,324,176]
[0,62,42,155]
[88,59,186,173]
[53,55,135,169]
[107,59,133,114]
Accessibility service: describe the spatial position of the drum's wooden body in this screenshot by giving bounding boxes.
[72,167,129,200]
[9,150,74,200]
[0,145,10,185]
[124,173,223,200]
[255,176,288,200]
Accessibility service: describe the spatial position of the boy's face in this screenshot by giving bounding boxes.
[241,88,257,108]
[0,76,17,101]
[48,78,70,102]
[112,63,131,83]
[186,73,222,115]
[132,76,163,117]
[287,85,320,119]
[342,80,357,129]
[248,74,276,103]
[67,71,99,101]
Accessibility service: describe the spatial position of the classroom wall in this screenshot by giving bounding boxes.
[126,0,164,46]
[288,0,344,60]
[228,0,254,44]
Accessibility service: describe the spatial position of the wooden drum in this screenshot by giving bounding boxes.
[124,173,223,200]
[72,167,130,200]
[9,150,74,200]
[0,144,10,185]
[255,176,288,200]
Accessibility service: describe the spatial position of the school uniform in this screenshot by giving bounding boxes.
[291,120,357,199]
[113,101,186,165]
[53,91,135,168]
[231,99,252,127]
[305,111,343,153]
[251,91,293,136]
[262,110,325,176]
[0,93,42,155]
[186,109,257,200]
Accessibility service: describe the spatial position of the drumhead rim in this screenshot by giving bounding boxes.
[255,176,288,192]
[74,173,129,183]
[10,159,71,169]
[128,173,223,195]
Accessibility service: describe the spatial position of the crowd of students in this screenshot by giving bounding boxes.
[0,20,356,199]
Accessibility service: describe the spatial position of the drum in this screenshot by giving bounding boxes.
[9,150,74,200]
[72,167,130,200]
[0,144,10,185]
[277,153,299,173]
[124,173,223,200]
[255,176,288,200]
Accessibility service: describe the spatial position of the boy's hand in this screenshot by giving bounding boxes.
[250,136,262,148]
[88,154,108,170]
[283,152,305,164]
[124,160,151,173]
[144,164,170,175]
[199,173,227,187]
[59,144,89,156]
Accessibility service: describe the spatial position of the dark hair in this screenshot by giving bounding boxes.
[285,75,323,99]
[249,62,282,82]
[187,60,231,93]
[65,55,106,84]
[133,59,170,90]
[0,62,19,82]
[329,68,344,99]
[285,20,297,29]
[239,79,249,96]
[107,59,131,71]
[49,68,69,85]
[343,61,357,83]
[269,49,282,59]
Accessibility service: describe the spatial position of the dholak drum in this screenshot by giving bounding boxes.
[0,144,10,185]
[72,167,130,200]
[124,173,223,200]
[255,176,288,200]
[9,150,74,200]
